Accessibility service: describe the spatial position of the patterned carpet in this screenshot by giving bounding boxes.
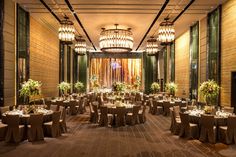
[0,109,235,157]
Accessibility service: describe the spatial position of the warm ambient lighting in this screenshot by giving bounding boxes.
[146,37,159,56]
[58,16,75,43]
[158,17,175,44]
[75,36,86,55]
[99,24,133,53]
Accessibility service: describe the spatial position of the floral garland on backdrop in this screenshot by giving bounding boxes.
[199,80,220,106]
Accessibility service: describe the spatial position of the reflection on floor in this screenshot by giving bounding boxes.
[0,109,235,157]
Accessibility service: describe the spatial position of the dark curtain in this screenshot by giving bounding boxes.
[78,55,87,91]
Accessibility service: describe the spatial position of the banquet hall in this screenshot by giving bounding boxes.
[0,0,236,157]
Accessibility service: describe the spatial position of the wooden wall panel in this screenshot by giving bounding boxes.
[30,17,59,97]
[3,0,15,106]
[175,31,190,98]
[199,17,207,84]
[221,0,236,107]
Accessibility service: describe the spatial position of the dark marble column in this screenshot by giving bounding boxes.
[0,0,4,106]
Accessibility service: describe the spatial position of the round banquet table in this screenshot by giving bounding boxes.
[2,109,53,125]
[103,103,134,114]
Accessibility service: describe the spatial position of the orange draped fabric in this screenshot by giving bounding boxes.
[89,58,142,88]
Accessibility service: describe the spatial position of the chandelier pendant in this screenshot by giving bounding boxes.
[158,17,175,44]
[75,36,86,56]
[58,16,75,44]
[146,37,159,56]
[99,24,133,53]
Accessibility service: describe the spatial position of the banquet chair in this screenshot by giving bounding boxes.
[179,112,199,139]
[59,106,67,133]
[163,101,172,116]
[90,102,99,123]
[0,121,7,141]
[170,108,181,135]
[115,106,126,127]
[126,105,141,125]
[27,114,44,142]
[219,116,236,144]
[0,106,9,119]
[99,106,111,127]
[68,100,78,115]
[156,101,163,115]
[199,114,217,144]
[187,105,194,111]
[173,105,180,118]
[44,111,61,138]
[50,104,59,112]
[152,100,158,115]
[138,105,146,123]
[223,107,234,114]
[5,115,25,143]
[149,99,154,114]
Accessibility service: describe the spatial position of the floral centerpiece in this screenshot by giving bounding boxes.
[199,80,220,106]
[58,81,71,95]
[90,75,100,91]
[74,81,84,93]
[150,82,160,93]
[133,76,141,90]
[112,82,126,92]
[19,79,42,104]
[165,82,178,96]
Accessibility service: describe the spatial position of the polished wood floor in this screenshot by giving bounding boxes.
[0,108,236,157]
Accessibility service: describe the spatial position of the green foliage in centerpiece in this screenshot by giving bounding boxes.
[150,82,160,93]
[112,82,126,92]
[199,80,220,106]
[74,81,84,93]
[58,81,71,94]
[20,79,42,104]
[165,82,178,96]
[90,75,100,91]
[133,76,141,90]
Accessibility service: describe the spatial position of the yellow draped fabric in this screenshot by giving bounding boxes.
[89,58,142,88]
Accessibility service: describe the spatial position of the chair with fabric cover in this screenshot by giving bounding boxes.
[179,112,199,139]
[199,114,216,144]
[5,115,25,143]
[99,106,110,126]
[163,101,172,116]
[170,108,181,135]
[115,106,126,127]
[223,107,234,114]
[138,105,146,123]
[89,103,95,123]
[152,100,158,115]
[173,105,180,118]
[50,104,59,112]
[27,114,44,142]
[148,99,154,114]
[187,105,194,111]
[156,101,163,115]
[68,100,78,115]
[126,105,141,125]
[219,116,236,144]
[91,102,99,123]
[0,106,9,119]
[0,122,7,141]
[44,111,61,138]
[59,106,67,133]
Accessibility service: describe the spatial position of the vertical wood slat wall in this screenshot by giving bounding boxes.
[221,0,236,107]
[3,0,15,106]
[30,17,59,98]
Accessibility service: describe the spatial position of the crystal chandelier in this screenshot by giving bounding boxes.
[75,36,86,55]
[146,37,159,56]
[58,16,75,44]
[99,24,133,53]
[158,17,175,44]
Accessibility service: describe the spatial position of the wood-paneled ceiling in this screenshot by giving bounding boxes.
[15,0,227,51]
